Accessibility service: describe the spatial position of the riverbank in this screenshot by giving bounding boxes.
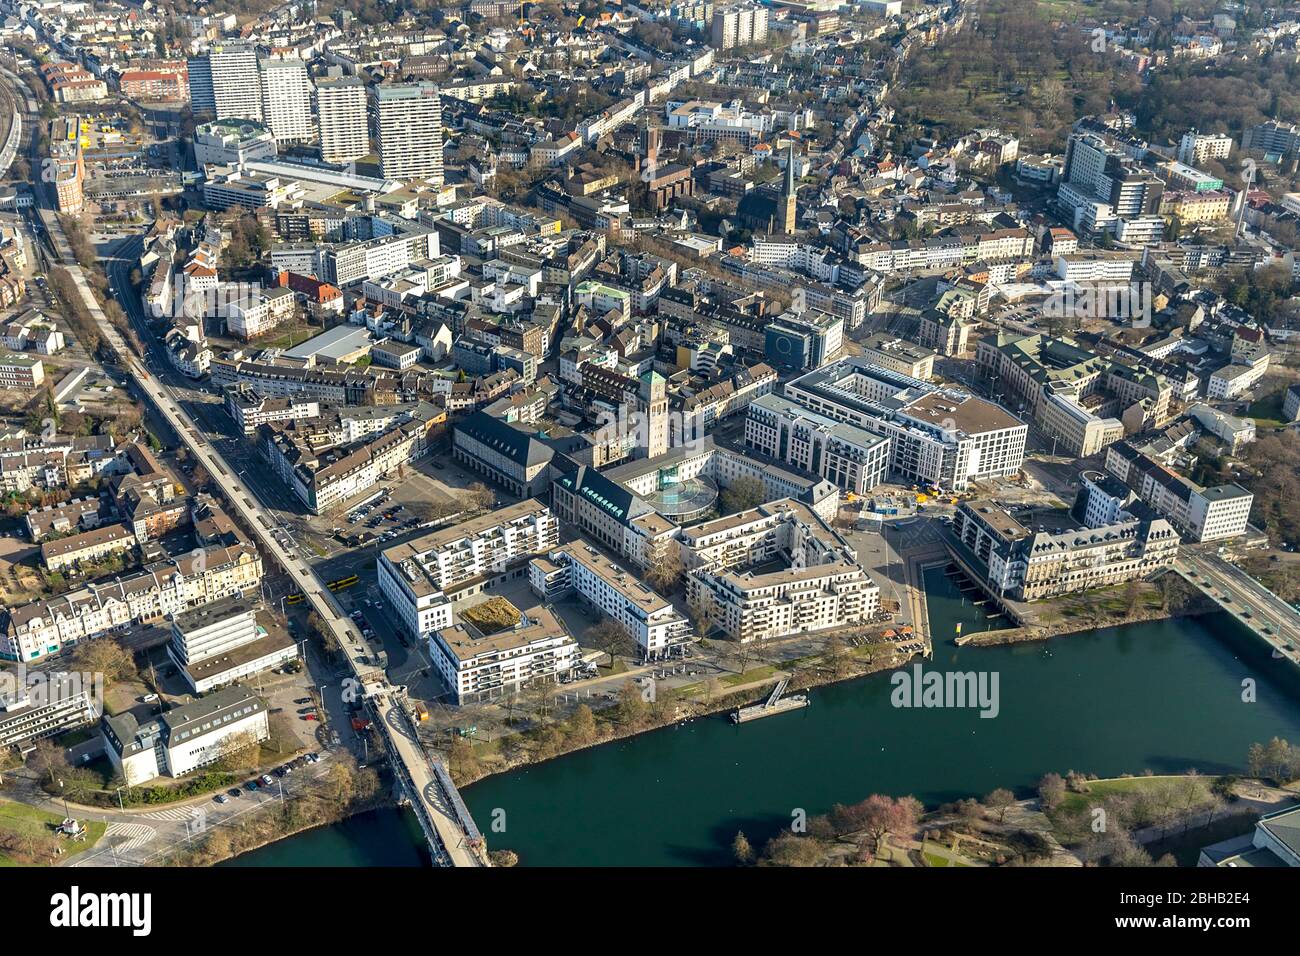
[225,572,1300,866]
[166,759,383,867]
[957,575,1216,647]
[449,576,1215,789]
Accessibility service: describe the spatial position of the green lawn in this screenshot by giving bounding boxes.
[1054,775,1191,816]
[1245,392,1287,429]
[0,799,106,866]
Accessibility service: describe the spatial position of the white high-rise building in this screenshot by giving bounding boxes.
[258,55,315,144]
[370,82,444,184]
[711,4,769,49]
[315,76,370,165]
[188,43,263,122]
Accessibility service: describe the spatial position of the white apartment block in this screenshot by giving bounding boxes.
[530,543,691,659]
[712,3,769,49]
[225,387,320,435]
[315,76,370,165]
[189,44,263,122]
[379,500,558,641]
[371,82,444,184]
[1178,131,1233,167]
[259,55,315,144]
[682,497,878,643]
[429,605,578,704]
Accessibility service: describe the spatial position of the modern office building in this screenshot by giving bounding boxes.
[371,82,444,184]
[102,685,269,785]
[193,118,278,168]
[744,393,890,496]
[168,598,298,693]
[783,359,1026,491]
[1104,441,1254,542]
[0,671,100,752]
[315,76,370,165]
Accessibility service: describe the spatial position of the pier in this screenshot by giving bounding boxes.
[732,678,810,723]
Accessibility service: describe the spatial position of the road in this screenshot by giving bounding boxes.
[1175,549,1300,669]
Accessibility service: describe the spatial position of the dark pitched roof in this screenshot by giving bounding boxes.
[455,411,554,468]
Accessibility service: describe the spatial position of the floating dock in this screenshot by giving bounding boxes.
[731,678,810,724]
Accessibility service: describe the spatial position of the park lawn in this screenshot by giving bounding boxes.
[0,799,106,866]
[721,665,779,688]
[1053,775,1197,817]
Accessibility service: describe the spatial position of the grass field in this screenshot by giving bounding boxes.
[0,799,106,866]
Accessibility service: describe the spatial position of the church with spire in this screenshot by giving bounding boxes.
[736,145,799,236]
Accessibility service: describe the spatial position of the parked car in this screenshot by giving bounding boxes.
[246,781,259,791]
[138,693,159,703]
[260,774,274,786]
[214,794,229,804]
[227,788,243,799]
[303,713,318,721]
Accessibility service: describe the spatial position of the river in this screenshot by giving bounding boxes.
[227,566,1300,866]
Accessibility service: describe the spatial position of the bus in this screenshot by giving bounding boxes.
[285,592,304,605]
[327,574,359,592]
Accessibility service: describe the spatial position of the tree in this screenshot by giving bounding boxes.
[643,541,684,594]
[69,637,137,687]
[465,482,495,511]
[686,591,719,642]
[719,475,766,515]
[1037,772,1066,811]
[615,680,649,729]
[824,634,850,678]
[1248,737,1299,784]
[983,788,1016,823]
[587,619,634,667]
[732,830,754,864]
[567,704,597,745]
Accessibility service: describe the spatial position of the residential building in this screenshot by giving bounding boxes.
[315,76,370,165]
[684,499,879,644]
[530,543,691,658]
[258,55,315,144]
[371,82,444,185]
[430,605,579,704]
[189,43,263,122]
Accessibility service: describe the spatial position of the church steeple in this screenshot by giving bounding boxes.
[778,145,797,233]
